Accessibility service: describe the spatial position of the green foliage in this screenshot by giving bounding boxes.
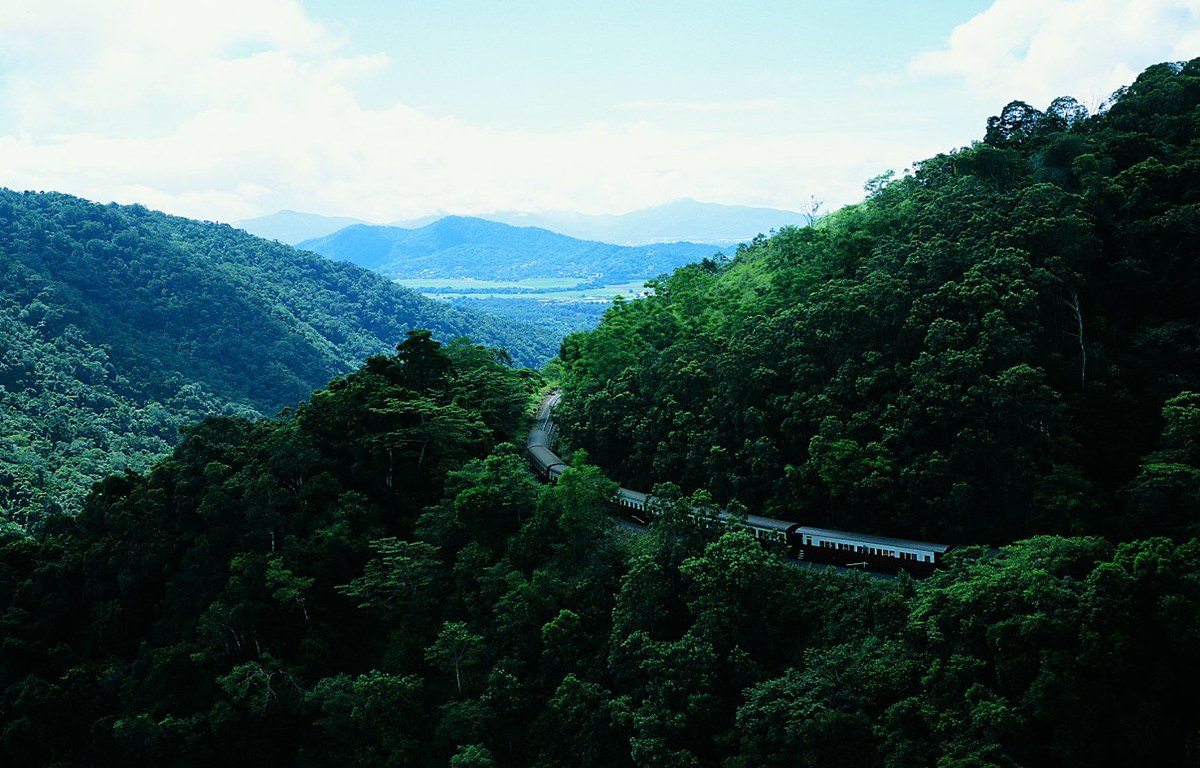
[0,190,557,533]
[557,58,1200,543]
[3,60,1200,768]
[3,369,1200,766]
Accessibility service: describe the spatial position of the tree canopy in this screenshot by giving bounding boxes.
[0,191,556,531]
[557,58,1200,545]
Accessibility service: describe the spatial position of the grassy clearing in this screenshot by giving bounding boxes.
[422,281,652,301]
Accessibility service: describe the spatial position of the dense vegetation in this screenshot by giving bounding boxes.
[3,334,1198,766]
[0,191,556,531]
[558,59,1200,545]
[4,59,1200,767]
[447,296,612,345]
[298,216,720,281]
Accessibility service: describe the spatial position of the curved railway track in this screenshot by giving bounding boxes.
[526,391,952,577]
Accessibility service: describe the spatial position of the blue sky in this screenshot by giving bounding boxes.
[1,0,1197,223]
[302,1,988,129]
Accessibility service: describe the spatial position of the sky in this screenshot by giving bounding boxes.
[1,0,1198,224]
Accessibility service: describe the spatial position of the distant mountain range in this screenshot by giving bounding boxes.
[238,199,806,246]
[465,199,807,245]
[297,216,724,282]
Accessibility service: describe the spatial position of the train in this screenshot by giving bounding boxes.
[525,394,952,577]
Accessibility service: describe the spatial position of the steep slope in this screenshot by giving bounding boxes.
[298,216,721,281]
[557,59,1200,544]
[5,322,1199,768]
[0,190,553,529]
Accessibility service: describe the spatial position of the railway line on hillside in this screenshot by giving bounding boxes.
[526,391,952,577]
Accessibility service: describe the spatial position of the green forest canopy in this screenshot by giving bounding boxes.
[556,59,1200,545]
[2,59,1200,768]
[2,322,1198,767]
[0,191,556,531]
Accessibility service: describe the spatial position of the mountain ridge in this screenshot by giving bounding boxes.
[0,189,555,530]
[297,215,724,282]
[239,198,805,246]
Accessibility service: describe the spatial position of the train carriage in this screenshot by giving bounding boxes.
[615,487,650,524]
[526,392,952,577]
[743,514,799,546]
[789,526,952,576]
[526,428,566,481]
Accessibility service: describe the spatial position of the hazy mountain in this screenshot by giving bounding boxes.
[236,209,369,244]
[244,199,807,247]
[397,199,808,245]
[298,216,723,281]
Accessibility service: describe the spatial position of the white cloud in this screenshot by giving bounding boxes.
[3,0,898,221]
[17,0,1183,224]
[612,99,791,114]
[911,0,1200,109]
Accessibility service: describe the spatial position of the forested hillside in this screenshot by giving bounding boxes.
[0,191,554,531]
[557,59,1200,545]
[5,57,1200,768]
[3,333,1198,767]
[298,216,719,281]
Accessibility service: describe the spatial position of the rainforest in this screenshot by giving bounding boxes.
[1,59,1199,767]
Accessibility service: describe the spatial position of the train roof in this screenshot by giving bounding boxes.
[743,514,797,532]
[797,526,951,553]
[616,487,648,504]
[528,444,565,469]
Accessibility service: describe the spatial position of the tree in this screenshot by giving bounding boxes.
[308,671,425,765]
[337,537,440,621]
[985,101,1045,147]
[395,329,453,390]
[450,743,497,768]
[425,621,486,696]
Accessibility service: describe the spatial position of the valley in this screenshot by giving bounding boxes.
[298,216,734,343]
[1,41,1199,768]
[394,277,651,300]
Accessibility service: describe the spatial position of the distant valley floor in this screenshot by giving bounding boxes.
[396,276,645,345]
